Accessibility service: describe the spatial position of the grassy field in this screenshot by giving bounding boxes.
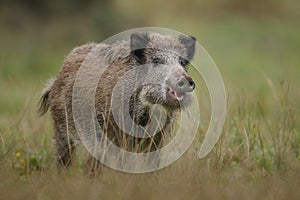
[1,2,300,199]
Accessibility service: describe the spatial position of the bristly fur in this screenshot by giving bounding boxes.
[178,35,196,61]
[130,33,151,64]
[39,78,55,116]
[39,33,196,176]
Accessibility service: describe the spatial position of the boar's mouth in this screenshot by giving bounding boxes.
[167,87,185,101]
[129,84,191,108]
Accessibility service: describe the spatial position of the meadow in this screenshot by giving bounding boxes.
[0,1,300,199]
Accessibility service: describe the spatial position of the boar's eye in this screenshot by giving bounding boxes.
[179,57,189,67]
[152,57,162,65]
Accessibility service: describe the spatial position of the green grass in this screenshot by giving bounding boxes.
[1,12,300,199]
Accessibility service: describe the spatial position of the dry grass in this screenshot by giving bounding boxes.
[0,75,299,199]
[1,5,300,198]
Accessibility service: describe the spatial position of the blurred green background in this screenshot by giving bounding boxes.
[0,0,299,121]
[1,2,300,198]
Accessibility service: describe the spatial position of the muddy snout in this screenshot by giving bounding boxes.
[176,75,195,93]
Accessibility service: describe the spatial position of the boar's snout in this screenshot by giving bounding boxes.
[176,75,195,93]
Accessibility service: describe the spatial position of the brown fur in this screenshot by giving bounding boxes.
[39,33,196,176]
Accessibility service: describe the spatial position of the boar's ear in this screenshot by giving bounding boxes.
[179,35,196,61]
[130,33,150,64]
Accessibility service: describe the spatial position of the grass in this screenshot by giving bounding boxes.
[0,12,300,199]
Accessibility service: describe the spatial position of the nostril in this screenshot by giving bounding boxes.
[177,80,184,88]
[176,76,195,93]
[189,80,195,89]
